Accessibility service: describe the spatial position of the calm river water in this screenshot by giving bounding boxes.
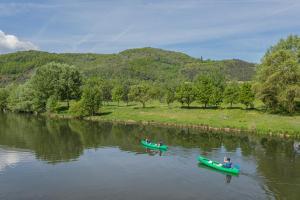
[0,113,299,200]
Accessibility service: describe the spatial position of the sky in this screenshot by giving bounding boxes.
[0,0,300,63]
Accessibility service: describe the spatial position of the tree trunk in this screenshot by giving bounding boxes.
[142,102,145,108]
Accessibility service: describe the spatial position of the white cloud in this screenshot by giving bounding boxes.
[0,149,32,172]
[0,30,38,53]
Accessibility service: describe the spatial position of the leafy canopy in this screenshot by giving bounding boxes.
[256,35,300,113]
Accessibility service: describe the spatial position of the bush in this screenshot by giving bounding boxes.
[69,100,86,117]
[46,96,58,113]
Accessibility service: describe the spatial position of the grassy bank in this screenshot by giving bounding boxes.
[56,101,300,137]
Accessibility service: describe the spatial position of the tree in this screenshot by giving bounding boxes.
[30,62,61,110]
[175,82,196,108]
[149,83,165,103]
[100,80,113,105]
[195,71,225,108]
[80,78,103,116]
[112,85,124,106]
[224,82,240,107]
[239,83,255,108]
[165,87,175,106]
[256,35,300,113]
[0,88,8,111]
[58,65,82,108]
[30,62,82,111]
[121,83,130,105]
[7,83,36,113]
[129,83,152,108]
[195,76,213,108]
[278,85,300,113]
[210,87,223,106]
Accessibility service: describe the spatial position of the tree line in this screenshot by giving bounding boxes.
[0,61,255,116]
[0,35,299,116]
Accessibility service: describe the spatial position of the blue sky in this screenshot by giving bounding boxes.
[0,0,299,62]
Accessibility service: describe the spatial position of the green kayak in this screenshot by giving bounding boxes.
[198,156,239,175]
[141,140,168,150]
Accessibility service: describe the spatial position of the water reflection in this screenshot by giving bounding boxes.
[0,112,256,163]
[0,148,32,173]
[0,113,299,199]
[143,147,164,156]
[294,141,300,153]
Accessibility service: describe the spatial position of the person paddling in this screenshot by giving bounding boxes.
[145,138,151,143]
[223,157,233,168]
[157,141,163,147]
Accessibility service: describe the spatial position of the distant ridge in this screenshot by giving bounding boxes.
[0,47,256,85]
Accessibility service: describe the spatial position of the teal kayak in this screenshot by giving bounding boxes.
[198,156,239,175]
[141,140,168,150]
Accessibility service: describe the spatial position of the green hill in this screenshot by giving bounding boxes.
[0,47,256,85]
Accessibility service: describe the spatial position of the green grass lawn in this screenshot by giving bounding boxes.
[79,101,300,136]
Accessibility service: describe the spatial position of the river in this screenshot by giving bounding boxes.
[0,113,299,200]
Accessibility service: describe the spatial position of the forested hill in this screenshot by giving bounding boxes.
[0,47,256,85]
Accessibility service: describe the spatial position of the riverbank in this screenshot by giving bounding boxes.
[50,102,300,138]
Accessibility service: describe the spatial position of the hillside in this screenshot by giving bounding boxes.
[0,47,256,85]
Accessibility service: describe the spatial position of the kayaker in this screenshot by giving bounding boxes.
[223,157,232,168]
[145,138,151,143]
[158,141,163,147]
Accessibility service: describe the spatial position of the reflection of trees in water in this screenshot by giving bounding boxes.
[68,120,112,148]
[1,113,300,198]
[34,119,84,163]
[0,113,259,163]
[222,135,239,152]
[256,137,300,200]
[239,136,255,156]
[0,113,84,163]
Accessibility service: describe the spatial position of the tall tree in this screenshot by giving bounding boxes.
[30,62,82,111]
[195,75,213,108]
[256,35,300,113]
[195,71,225,108]
[239,83,255,108]
[58,65,82,108]
[224,82,240,107]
